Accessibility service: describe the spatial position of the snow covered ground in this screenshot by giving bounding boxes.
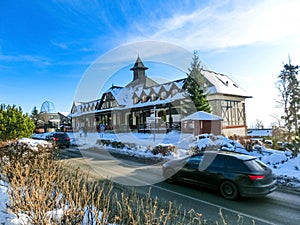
[1,132,300,224]
[70,131,300,185]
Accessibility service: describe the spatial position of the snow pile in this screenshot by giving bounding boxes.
[188,134,300,187]
[71,131,300,183]
[1,132,300,224]
[0,180,16,224]
[71,131,300,186]
[18,138,52,150]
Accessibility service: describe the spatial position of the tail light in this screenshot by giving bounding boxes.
[248,175,265,180]
[66,137,70,141]
[53,137,59,141]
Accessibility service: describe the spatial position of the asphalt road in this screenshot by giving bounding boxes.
[60,147,300,225]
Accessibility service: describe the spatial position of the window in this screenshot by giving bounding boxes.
[142,96,147,102]
[245,159,268,172]
[185,154,203,169]
[134,97,139,104]
[225,156,250,172]
[151,94,156,101]
[172,89,178,95]
[207,155,225,170]
[161,91,166,99]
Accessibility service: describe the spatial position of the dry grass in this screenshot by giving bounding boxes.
[0,140,251,225]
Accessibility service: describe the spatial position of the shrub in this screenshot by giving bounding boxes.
[152,144,177,156]
[0,104,35,141]
[0,140,250,225]
[0,141,202,224]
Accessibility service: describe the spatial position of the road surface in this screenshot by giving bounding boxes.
[60,147,300,225]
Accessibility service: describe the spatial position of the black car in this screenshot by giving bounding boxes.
[46,132,71,148]
[162,151,277,200]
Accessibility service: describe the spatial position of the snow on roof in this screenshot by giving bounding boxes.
[59,112,70,117]
[143,88,151,95]
[70,69,251,117]
[247,129,272,137]
[202,70,251,98]
[174,79,185,89]
[115,86,134,106]
[105,86,123,97]
[152,85,161,93]
[182,111,223,121]
[126,92,186,109]
[163,83,172,91]
[134,86,144,97]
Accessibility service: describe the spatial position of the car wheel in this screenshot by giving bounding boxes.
[220,180,239,200]
[164,168,177,184]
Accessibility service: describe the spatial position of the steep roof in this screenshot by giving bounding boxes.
[202,70,251,98]
[125,76,158,88]
[130,56,148,71]
[70,59,252,116]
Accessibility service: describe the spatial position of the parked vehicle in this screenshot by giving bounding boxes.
[162,151,277,200]
[45,132,70,148]
[264,140,273,147]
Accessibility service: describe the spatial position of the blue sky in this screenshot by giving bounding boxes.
[1,0,300,127]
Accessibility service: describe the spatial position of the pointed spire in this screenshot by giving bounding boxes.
[130,56,148,81]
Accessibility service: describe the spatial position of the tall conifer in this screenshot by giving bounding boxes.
[184,51,211,113]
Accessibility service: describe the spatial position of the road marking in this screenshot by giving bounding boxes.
[152,184,277,225]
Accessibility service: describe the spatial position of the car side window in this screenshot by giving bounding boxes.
[186,154,203,168]
[225,156,250,172]
[207,155,225,170]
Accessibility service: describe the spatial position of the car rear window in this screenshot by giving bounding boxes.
[225,156,250,172]
[54,133,68,138]
[244,159,268,172]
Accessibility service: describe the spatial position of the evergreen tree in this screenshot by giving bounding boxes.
[0,104,35,141]
[276,57,300,138]
[183,51,211,113]
[30,106,39,127]
[31,106,39,118]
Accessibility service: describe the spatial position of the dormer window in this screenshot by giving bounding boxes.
[142,96,147,102]
[134,97,139,104]
[161,91,166,100]
[151,94,156,101]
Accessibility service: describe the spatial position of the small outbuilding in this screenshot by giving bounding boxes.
[181,111,223,136]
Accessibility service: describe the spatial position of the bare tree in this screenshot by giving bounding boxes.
[254,119,264,129]
[270,113,283,127]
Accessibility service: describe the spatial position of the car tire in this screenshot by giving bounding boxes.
[220,180,239,200]
[164,168,177,184]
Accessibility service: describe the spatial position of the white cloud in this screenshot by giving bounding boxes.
[0,54,51,65]
[51,40,68,49]
[135,0,300,51]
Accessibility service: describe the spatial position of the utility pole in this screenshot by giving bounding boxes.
[153,106,156,142]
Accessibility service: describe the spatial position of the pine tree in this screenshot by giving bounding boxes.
[183,51,211,113]
[0,104,35,141]
[30,106,39,127]
[276,57,300,137]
